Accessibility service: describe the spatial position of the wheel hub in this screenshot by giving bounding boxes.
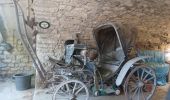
[138,81,144,87]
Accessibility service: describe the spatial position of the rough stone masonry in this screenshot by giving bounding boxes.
[6,0,170,82]
[0,1,33,77]
[32,0,170,64]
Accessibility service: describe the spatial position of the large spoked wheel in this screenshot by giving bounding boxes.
[52,80,89,100]
[124,65,156,100]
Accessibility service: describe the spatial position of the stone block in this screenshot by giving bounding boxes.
[16,55,24,60]
[3,59,11,63]
[21,57,29,63]
[0,55,5,59]
[10,67,19,72]
[8,63,15,67]
[0,50,3,54]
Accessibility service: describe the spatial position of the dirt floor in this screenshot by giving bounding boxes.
[0,78,34,100]
[0,79,169,100]
[33,86,169,100]
[152,84,170,100]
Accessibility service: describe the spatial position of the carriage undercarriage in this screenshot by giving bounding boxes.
[50,59,156,100]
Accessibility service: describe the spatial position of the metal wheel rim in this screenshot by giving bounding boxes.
[124,65,156,100]
[53,80,89,100]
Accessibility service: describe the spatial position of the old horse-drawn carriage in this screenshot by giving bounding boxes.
[51,23,156,100]
[11,0,156,99]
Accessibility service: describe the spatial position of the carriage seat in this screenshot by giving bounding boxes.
[98,47,124,78]
[98,67,112,78]
[48,57,67,68]
[100,47,124,65]
[98,64,119,79]
[98,60,120,78]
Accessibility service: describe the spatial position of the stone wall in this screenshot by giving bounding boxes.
[1,33,33,76]
[0,0,33,77]
[33,0,170,65]
[5,0,170,78]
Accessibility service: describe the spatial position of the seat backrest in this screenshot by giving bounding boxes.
[115,47,125,62]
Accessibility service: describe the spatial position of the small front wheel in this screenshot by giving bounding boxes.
[53,80,89,100]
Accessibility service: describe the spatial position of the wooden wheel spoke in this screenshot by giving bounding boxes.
[124,66,156,100]
[75,86,85,95]
[144,76,155,82]
[140,69,145,80]
[144,69,153,75]
[132,87,139,99]
[66,83,70,92]
[53,80,89,100]
[137,70,140,80]
[137,87,141,100]
[140,87,146,100]
[131,74,137,82]
[72,82,77,94]
[130,86,138,93]
[143,70,152,81]
[57,89,66,94]
[58,86,67,94]
[128,80,136,86]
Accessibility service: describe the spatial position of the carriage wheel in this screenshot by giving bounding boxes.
[46,75,68,94]
[124,65,156,100]
[53,80,89,100]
